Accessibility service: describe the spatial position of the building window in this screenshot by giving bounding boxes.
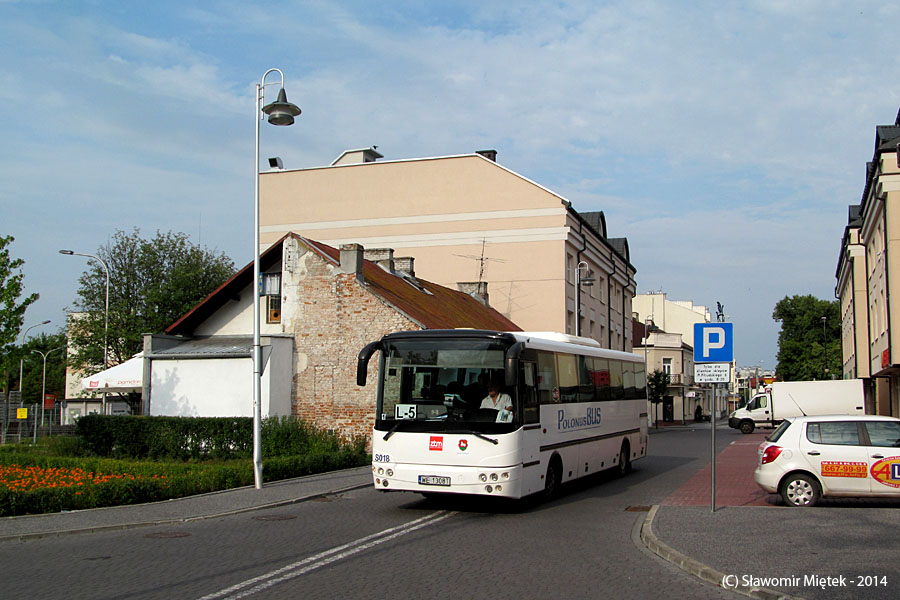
[267,296,282,324]
[566,254,574,284]
[662,358,672,375]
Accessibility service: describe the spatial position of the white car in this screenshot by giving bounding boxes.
[754,414,900,507]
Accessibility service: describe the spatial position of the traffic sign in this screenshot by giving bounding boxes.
[694,323,733,363]
[695,363,731,383]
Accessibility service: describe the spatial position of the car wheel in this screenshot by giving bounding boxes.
[544,458,562,500]
[617,442,632,476]
[740,421,755,434]
[780,473,820,507]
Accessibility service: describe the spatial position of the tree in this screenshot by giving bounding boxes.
[0,235,39,393]
[67,229,235,373]
[773,294,841,381]
[647,368,671,427]
[19,331,67,405]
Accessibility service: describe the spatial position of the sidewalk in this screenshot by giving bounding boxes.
[0,466,372,542]
[641,431,900,599]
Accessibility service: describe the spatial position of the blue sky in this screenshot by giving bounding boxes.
[3,0,899,370]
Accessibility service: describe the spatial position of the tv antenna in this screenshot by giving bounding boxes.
[454,238,505,282]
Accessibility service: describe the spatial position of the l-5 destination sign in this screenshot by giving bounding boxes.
[694,362,731,383]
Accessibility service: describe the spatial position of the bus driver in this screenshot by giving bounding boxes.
[481,383,514,423]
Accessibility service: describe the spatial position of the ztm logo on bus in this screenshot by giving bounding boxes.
[429,436,443,451]
[870,457,900,488]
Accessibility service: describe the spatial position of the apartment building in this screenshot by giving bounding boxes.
[259,148,636,351]
[837,112,900,417]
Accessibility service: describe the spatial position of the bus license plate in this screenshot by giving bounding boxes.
[418,475,451,486]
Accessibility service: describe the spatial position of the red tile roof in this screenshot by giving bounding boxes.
[166,233,520,335]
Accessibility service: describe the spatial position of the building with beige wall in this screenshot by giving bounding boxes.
[837,113,900,417]
[634,331,707,425]
[836,205,870,386]
[632,292,711,348]
[259,148,636,351]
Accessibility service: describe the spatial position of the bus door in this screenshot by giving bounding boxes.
[520,361,542,493]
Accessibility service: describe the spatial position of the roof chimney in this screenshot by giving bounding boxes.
[476,149,497,162]
[363,248,394,272]
[339,244,364,280]
[457,281,489,306]
[394,256,415,277]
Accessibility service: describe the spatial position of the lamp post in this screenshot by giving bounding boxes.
[59,249,109,413]
[32,347,63,443]
[252,68,301,489]
[821,315,828,379]
[8,320,49,446]
[574,261,595,337]
[19,320,50,397]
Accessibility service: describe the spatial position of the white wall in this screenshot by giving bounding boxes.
[150,357,252,417]
[148,339,294,418]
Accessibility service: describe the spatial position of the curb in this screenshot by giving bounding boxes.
[639,505,803,600]
[0,481,371,544]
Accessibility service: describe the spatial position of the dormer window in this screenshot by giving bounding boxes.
[263,273,282,324]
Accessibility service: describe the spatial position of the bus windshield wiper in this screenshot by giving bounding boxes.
[383,419,408,441]
[448,429,498,445]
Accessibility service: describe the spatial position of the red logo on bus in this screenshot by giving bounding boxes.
[429,436,443,451]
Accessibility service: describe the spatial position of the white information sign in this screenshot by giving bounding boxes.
[694,363,731,383]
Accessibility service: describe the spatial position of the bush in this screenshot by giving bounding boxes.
[0,416,370,516]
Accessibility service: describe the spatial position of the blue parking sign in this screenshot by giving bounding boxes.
[694,323,733,363]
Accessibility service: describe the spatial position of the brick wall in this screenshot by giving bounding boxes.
[289,245,420,446]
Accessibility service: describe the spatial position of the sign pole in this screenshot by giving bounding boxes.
[711,382,716,512]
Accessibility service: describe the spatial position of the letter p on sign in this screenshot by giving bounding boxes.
[694,323,733,363]
[703,327,725,357]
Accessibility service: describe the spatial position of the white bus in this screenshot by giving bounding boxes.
[357,329,648,499]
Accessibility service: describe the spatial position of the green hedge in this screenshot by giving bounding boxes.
[0,416,370,516]
[73,415,364,461]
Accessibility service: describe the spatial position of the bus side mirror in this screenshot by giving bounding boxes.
[505,341,525,388]
[357,341,383,386]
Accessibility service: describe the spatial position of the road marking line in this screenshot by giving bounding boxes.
[197,511,455,600]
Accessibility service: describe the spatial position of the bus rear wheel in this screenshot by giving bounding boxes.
[617,442,632,476]
[544,458,562,500]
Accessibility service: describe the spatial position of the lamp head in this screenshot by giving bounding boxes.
[262,88,301,126]
[59,249,74,255]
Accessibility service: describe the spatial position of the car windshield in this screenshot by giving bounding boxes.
[376,338,517,433]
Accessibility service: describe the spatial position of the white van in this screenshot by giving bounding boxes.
[729,380,865,434]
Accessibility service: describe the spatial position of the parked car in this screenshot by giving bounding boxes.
[754,415,900,507]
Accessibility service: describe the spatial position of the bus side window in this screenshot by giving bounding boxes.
[537,351,558,404]
[594,358,610,401]
[520,362,540,424]
[578,355,594,402]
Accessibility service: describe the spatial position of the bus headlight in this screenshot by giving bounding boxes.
[485,485,493,493]
[378,468,384,475]
[383,479,389,487]
[496,485,502,492]
[386,469,394,477]
[502,472,509,479]
[490,473,499,482]
[479,474,487,482]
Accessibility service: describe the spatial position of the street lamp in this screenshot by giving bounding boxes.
[821,315,828,379]
[574,261,595,337]
[8,320,50,446]
[32,347,63,443]
[19,320,50,399]
[253,68,301,489]
[59,249,109,413]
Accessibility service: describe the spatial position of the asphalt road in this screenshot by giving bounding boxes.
[0,427,739,600]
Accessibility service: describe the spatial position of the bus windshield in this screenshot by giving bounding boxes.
[377,338,517,432]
